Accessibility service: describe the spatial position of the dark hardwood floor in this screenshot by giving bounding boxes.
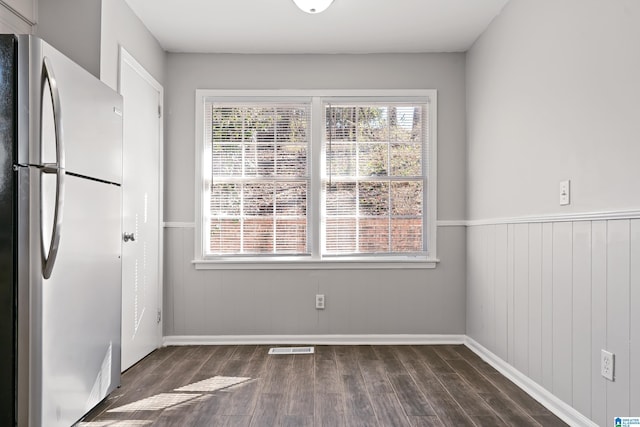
[79,345,567,426]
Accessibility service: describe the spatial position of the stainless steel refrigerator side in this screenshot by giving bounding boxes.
[16,35,35,167]
[16,166,37,427]
[15,34,44,427]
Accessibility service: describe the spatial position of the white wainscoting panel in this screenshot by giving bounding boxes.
[507,224,515,365]
[631,220,640,421]
[541,222,554,393]
[572,221,592,418]
[527,223,543,385]
[514,223,530,376]
[467,218,640,425]
[552,221,573,405]
[495,224,509,362]
[486,223,497,354]
[606,220,630,422]
[466,226,481,343]
[590,221,608,427]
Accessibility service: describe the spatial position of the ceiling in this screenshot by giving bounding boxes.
[124,0,510,54]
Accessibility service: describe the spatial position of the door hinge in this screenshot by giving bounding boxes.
[157,309,162,324]
[158,105,162,118]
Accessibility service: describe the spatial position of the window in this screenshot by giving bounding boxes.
[195,90,437,268]
[203,101,311,256]
[324,103,426,256]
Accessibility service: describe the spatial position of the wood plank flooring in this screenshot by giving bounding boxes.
[79,345,567,427]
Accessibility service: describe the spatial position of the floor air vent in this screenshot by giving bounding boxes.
[268,346,315,355]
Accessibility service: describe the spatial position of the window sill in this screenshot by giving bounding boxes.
[192,257,439,270]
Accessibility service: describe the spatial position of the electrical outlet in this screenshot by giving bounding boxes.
[315,294,325,310]
[601,350,615,381]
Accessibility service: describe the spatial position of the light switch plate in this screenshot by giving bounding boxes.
[560,180,570,206]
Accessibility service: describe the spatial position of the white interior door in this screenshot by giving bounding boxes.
[119,48,163,371]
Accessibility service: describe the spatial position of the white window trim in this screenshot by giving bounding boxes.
[194,89,438,269]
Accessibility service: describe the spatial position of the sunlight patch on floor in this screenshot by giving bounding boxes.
[175,375,252,392]
[96,375,253,419]
[107,393,202,412]
[77,421,152,426]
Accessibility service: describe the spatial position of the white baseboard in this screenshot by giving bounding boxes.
[162,334,465,346]
[464,337,597,427]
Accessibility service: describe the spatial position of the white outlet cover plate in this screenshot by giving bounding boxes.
[601,349,615,381]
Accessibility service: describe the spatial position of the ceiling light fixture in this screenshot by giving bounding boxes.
[292,0,334,14]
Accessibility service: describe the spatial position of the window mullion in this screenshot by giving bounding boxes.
[242,108,246,177]
[240,183,245,254]
[272,182,276,254]
[241,108,246,254]
[273,107,277,255]
[388,184,392,253]
[311,97,322,259]
[355,107,360,253]
[387,105,392,252]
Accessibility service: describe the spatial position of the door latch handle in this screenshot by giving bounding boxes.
[123,232,135,242]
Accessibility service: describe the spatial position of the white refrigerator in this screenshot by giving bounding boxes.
[0,34,123,426]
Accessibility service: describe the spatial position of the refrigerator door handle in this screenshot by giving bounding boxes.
[41,56,65,279]
[42,56,65,169]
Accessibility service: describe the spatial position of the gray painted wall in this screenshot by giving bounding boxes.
[34,0,166,87]
[163,52,468,336]
[165,52,467,222]
[466,0,640,221]
[36,0,101,78]
[100,0,166,91]
[466,0,640,423]
[35,0,166,89]
[165,226,466,336]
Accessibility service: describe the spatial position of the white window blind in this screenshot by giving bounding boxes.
[203,101,311,255]
[323,103,427,256]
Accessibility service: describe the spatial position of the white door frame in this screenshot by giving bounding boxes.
[117,46,164,351]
